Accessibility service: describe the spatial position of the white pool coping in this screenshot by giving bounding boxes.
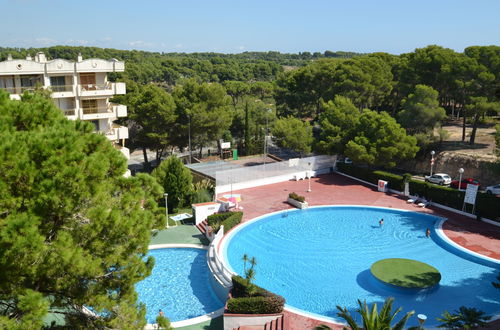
[143,244,223,329]
[218,205,500,328]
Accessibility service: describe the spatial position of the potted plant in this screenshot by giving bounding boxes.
[287,192,308,209]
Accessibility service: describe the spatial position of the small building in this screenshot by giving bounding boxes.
[0,52,129,159]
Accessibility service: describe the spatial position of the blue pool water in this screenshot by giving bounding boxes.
[136,248,224,323]
[223,206,500,327]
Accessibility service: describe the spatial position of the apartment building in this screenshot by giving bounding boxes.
[0,52,130,159]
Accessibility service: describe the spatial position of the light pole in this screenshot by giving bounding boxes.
[307,162,312,192]
[263,108,272,168]
[417,314,427,329]
[458,168,464,191]
[188,115,192,164]
[164,193,169,229]
[430,150,435,176]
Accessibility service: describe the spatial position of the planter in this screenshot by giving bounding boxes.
[287,197,308,209]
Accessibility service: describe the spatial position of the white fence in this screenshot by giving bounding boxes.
[207,226,234,288]
[215,155,337,194]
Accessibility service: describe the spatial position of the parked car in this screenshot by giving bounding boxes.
[424,173,452,185]
[450,178,480,190]
[485,184,500,195]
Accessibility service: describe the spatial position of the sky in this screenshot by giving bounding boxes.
[1,0,499,54]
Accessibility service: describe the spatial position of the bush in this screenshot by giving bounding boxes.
[156,315,172,330]
[207,212,232,226]
[222,211,243,233]
[228,276,285,314]
[207,211,243,233]
[288,192,305,203]
[231,275,268,298]
[227,295,285,314]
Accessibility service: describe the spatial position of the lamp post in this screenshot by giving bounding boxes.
[307,162,312,192]
[458,168,464,191]
[430,150,436,176]
[164,193,169,229]
[188,115,192,164]
[263,108,272,169]
[417,314,427,329]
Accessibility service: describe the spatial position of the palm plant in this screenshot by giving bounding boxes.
[437,306,491,329]
[336,297,415,330]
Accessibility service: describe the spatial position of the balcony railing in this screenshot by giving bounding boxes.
[63,109,76,116]
[0,86,38,94]
[49,84,73,92]
[80,82,111,91]
[82,106,112,115]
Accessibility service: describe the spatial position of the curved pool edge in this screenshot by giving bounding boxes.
[218,205,500,327]
[434,219,500,267]
[143,244,224,329]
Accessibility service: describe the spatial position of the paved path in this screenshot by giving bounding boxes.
[220,172,500,330]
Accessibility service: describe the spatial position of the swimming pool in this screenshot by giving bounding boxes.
[222,206,500,327]
[136,247,224,324]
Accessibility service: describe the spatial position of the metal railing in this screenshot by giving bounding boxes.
[63,109,76,116]
[0,86,38,94]
[80,82,111,91]
[82,106,112,115]
[49,84,73,92]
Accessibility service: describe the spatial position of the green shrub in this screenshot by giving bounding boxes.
[222,212,243,233]
[207,212,232,226]
[226,295,285,314]
[231,275,268,298]
[288,192,305,203]
[373,170,406,191]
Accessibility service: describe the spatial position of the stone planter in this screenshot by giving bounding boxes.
[287,197,308,209]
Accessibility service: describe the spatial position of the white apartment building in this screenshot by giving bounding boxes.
[0,52,130,159]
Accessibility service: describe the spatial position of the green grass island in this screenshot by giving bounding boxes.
[370,258,441,289]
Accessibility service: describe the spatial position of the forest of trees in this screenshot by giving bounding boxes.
[1,45,498,167]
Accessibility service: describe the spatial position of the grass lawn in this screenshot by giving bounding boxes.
[370,258,441,288]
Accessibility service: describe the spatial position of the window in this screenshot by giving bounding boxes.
[50,76,66,92]
[82,99,98,114]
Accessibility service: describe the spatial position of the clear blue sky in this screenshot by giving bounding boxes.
[1,0,499,54]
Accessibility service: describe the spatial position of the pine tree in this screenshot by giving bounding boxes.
[0,90,164,328]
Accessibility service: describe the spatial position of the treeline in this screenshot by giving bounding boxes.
[0,46,362,84]
[2,45,498,168]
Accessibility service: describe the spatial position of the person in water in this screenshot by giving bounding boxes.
[426,228,431,238]
[379,219,384,227]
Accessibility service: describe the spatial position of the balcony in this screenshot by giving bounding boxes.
[78,82,126,97]
[105,125,128,141]
[81,104,127,120]
[1,86,38,95]
[50,85,75,98]
[62,108,77,119]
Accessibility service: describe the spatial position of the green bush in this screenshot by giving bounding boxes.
[231,275,268,298]
[207,211,243,233]
[226,295,285,314]
[207,212,232,226]
[222,211,243,233]
[373,170,405,191]
[228,275,285,314]
[288,192,305,203]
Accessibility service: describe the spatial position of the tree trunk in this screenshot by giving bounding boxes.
[142,147,149,164]
[199,146,203,159]
[461,108,466,142]
[469,113,480,145]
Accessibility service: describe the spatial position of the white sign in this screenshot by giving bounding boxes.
[464,183,479,205]
[378,180,388,193]
[221,142,231,149]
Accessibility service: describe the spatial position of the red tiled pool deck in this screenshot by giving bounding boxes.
[219,173,500,330]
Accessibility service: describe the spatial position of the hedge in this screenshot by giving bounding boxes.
[226,295,285,314]
[336,163,499,221]
[222,211,243,233]
[207,211,243,233]
[227,275,285,314]
[207,212,233,226]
